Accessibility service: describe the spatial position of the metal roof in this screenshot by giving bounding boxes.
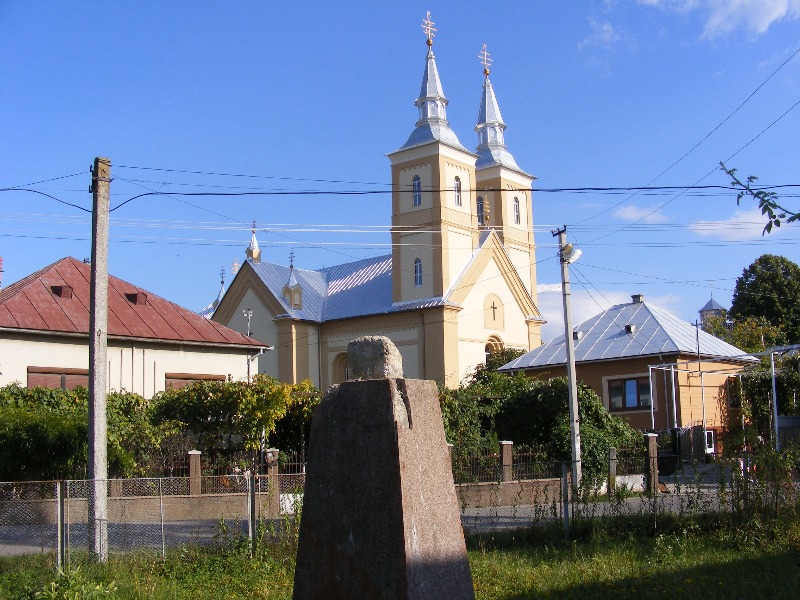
[500,296,756,371]
[700,297,726,312]
[395,46,468,153]
[474,76,529,176]
[247,251,474,323]
[0,257,264,348]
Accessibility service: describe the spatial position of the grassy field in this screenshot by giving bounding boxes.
[1,520,799,599]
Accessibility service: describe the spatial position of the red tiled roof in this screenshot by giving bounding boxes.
[0,257,264,348]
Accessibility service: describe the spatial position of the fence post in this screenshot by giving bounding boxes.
[446,443,454,474]
[56,481,66,571]
[561,461,571,538]
[248,472,257,557]
[500,441,513,482]
[188,450,202,496]
[645,433,658,496]
[608,447,617,494]
[266,448,280,518]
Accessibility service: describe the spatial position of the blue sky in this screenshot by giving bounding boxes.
[2,1,799,341]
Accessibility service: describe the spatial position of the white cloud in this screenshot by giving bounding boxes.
[614,204,671,223]
[638,0,800,38]
[689,207,779,241]
[579,19,622,50]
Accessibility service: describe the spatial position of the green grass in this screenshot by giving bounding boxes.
[1,519,798,599]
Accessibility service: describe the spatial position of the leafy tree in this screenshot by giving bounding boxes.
[151,375,319,455]
[730,254,800,344]
[721,162,798,234]
[703,309,782,353]
[495,377,642,482]
[0,383,176,479]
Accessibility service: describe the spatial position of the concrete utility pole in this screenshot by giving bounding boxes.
[554,226,582,487]
[88,157,110,561]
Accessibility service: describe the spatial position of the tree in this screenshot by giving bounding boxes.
[721,162,798,234]
[495,377,642,482]
[730,254,800,344]
[703,309,782,353]
[150,375,319,455]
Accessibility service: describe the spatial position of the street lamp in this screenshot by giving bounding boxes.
[553,226,582,487]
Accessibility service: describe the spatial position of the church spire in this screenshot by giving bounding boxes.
[245,220,261,264]
[397,12,467,152]
[475,45,524,173]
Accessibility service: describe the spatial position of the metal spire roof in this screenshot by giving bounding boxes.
[475,45,527,174]
[500,295,756,372]
[700,297,726,312]
[199,268,226,319]
[395,13,467,153]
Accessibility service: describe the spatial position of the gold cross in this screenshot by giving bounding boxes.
[479,44,492,76]
[421,11,436,45]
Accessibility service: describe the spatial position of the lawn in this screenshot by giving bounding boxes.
[1,521,799,599]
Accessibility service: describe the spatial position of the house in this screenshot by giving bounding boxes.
[212,25,543,389]
[499,294,758,450]
[0,257,267,397]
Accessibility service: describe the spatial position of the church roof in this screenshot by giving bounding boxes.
[0,257,264,349]
[500,296,756,372]
[700,298,726,312]
[395,43,468,153]
[474,74,529,175]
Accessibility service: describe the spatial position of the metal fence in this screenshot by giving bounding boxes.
[3,450,797,565]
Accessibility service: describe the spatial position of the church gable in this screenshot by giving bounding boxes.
[446,231,540,322]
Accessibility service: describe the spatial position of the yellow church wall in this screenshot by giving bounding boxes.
[455,257,533,380]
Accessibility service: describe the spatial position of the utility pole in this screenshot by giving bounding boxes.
[553,226,582,487]
[88,157,110,561]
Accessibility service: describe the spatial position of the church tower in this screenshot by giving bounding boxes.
[473,45,538,302]
[387,13,480,304]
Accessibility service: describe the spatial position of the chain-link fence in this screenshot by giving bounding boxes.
[0,474,293,565]
[3,447,797,564]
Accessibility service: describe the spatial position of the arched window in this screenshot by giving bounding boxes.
[454,176,462,206]
[333,353,350,384]
[484,336,504,364]
[414,258,422,287]
[513,197,521,225]
[477,196,485,226]
[412,175,421,207]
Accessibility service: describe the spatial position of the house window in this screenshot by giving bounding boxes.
[477,196,485,226]
[27,367,88,390]
[454,176,462,206]
[608,377,651,411]
[513,197,520,224]
[414,258,422,287]
[165,373,227,390]
[412,175,421,207]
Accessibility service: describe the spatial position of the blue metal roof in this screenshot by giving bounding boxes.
[500,297,756,371]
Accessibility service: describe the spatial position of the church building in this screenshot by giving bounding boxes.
[213,15,543,389]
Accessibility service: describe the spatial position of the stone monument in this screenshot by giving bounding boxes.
[293,336,474,599]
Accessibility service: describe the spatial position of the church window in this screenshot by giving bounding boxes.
[477,196,485,226]
[513,197,521,224]
[412,175,421,207]
[414,258,422,287]
[333,353,350,384]
[484,336,504,364]
[454,177,462,206]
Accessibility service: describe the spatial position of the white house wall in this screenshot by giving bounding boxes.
[0,334,252,397]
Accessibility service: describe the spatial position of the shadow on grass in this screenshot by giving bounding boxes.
[501,548,800,599]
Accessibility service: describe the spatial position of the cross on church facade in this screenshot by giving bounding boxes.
[490,301,498,320]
